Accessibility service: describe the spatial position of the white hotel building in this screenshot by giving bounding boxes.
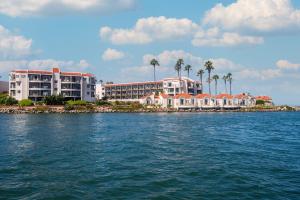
[96,77,202,100]
[9,68,96,101]
[96,77,257,109]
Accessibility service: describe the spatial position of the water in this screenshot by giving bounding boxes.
[0,112,299,199]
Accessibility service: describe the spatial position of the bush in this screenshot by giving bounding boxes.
[95,100,111,106]
[19,99,33,107]
[43,95,65,105]
[0,94,18,106]
[256,100,265,105]
[66,100,87,106]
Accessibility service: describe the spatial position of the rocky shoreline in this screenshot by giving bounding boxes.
[0,105,297,114]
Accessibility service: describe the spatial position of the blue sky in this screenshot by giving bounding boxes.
[0,0,300,105]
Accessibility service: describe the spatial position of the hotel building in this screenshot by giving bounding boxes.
[96,77,202,100]
[9,68,96,101]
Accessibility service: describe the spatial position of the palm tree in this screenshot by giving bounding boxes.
[174,64,181,78]
[150,58,159,81]
[176,58,184,78]
[212,75,219,95]
[197,69,205,92]
[222,75,228,93]
[184,64,192,78]
[227,73,233,95]
[204,60,214,95]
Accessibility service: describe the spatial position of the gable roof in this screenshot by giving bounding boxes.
[256,96,272,101]
[174,93,193,99]
[215,93,233,99]
[195,93,211,99]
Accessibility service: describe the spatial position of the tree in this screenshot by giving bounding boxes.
[197,69,205,92]
[212,75,219,95]
[227,73,233,95]
[150,59,160,81]
[223,75,228,94]
[184,64,192,78]
[204,60,214,95]
[175,59,184,78]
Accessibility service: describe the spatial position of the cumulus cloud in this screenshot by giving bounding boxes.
[0,0,136,17]
[192,27,264,47]
[100,16,199,45]
[276,59,300,70]
[203,0,300,32]
[0,59,90,74]
[102,48,125,61]
[143,50,203,66]
[0,25,32,58]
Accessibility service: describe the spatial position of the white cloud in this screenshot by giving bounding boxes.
[192,27,264,47]
[0,59,90,74]
[0,0,136,17]
[237,68,282,80]
[203,0,300,32]
[209,58,243,72]
[276,59,300,70]
[100,16,199,45]
[102,48,125,61]
[143,50,203,66]
[0,25,32,58]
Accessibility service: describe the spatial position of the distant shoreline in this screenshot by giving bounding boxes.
[0,105,297,114]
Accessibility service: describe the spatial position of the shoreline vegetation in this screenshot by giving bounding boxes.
[0,93,297,114]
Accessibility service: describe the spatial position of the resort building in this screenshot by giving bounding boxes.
[96,77,258,109]
[96,77,202,100]
[9,68,96,101]
[140,92,256,110]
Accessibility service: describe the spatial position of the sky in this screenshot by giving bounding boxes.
[0,0,300,105]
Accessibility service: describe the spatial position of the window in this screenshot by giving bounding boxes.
[21,75,26,78]
[168,82,172,87]
[180,99,184,105]
[87,92,90,95]
[16,75,19,78]
[17,90,21,94]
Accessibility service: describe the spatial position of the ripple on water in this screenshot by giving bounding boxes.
[0,112,300,199]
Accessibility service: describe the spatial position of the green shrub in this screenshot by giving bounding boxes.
[95,100,111,106]
[256,100,265,105]
[19,99,34,107]
[0,94,18,106]
[43,95,65,105]
[66,100,87,106]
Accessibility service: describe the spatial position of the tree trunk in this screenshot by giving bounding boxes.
[208,73,211,95]
[153,66,156,81]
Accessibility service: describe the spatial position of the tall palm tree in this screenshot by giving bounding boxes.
[150,58,159,81]
[176,58,184,78]
[174,64,181,78]
[227,73,233,95]
[184,64,192,78]
[222,75,228,94]
[197,69,205,92]
[212,75,219,95]
[204,60,214,95]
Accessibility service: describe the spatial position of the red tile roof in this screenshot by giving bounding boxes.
[256,96,272,101]
[195,93,211,99]
[234,93,248,99]
[53,68,60,73]
[160,93,170,99]
[13,70,53,75]
[215,93,233,99]
[174,93,193,99]
[12,68,94,77]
